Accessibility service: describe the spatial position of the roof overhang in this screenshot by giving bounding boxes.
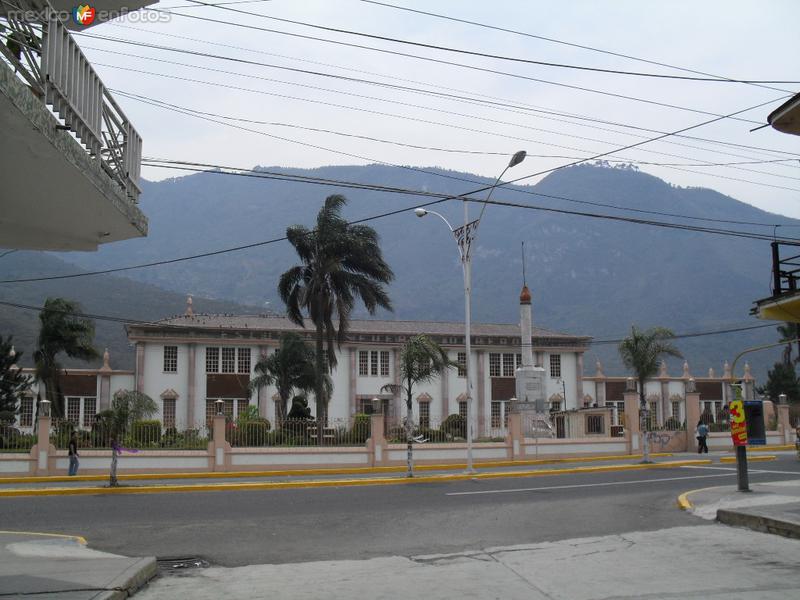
[752,292,800,323]
[767,92,800,136]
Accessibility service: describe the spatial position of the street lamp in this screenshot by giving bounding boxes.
[415,151,527,473]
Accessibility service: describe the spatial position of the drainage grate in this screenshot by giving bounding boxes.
[156,556,212,575]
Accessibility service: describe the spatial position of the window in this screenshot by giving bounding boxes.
[419,401,430,429]
[163,346,178,373]
[66,397,80,425]
[549,354,561,378]
[489,353,501,377]
[206,347,219,373]
[370,351,378,376]
[237,399,250,417]
[163,398,176,429]
[648,401,658,430]
[491,401,502,428]
[359,351,369,376]
[221,348,236,373]
[238,348,251,374]
[458,400,467,418]
[551,400,562,412]
[380,351,390,377]
[457,352,467,377]
[587,415,605,434]
[82,398,96,427]
[205,400,217,426]
[19,396,33,427]
[672,401,681,421]
[516,354,522,369]
[502,353,515,377]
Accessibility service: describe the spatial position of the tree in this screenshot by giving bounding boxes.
[96,389,157,486]
[279,195,394,425]
[757,362,800,405]
[0,335,32,424]
[34,298,98,418]
[777,322,800,366]
[618,326,682,463]
[249,333,318,424]
[381,334,454,477]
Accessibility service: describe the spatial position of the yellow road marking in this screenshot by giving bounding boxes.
[0,529,87,545]
[0,459,711,498]
[720,455,777,463]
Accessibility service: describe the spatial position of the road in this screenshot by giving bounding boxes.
[4,455,799,567]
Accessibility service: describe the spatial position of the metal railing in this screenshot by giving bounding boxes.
[226,418,372,447]
[51,419,210,450]
[0,5,141,202]
[385,415,469,444]
[770,241,800,298]
[0,424,36,452]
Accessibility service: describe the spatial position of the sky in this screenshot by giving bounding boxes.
[78,0,800,217]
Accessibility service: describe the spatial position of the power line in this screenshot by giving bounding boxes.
[360,1,797,96]
[147,5,769,125]
[94,21,800,165]
[180,0,800,85]
[590,322,776,345]
[75,34,800,182]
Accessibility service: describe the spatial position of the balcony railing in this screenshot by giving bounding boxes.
[770,242,800,298]
[0,5,141,202]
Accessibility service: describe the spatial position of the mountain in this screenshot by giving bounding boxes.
[0,252,260,368]
[1,162,793,379]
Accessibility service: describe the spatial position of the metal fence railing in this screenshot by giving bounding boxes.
[226,418,372,447]
[384,415,469,444]
[0,424,36,452]
[50,419,210,450]
[0,5,142,202]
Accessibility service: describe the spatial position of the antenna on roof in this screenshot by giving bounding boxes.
[521,241,527,287]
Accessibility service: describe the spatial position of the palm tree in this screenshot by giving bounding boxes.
[279,195,394,425]
[777,322,800,366]
[618,326,682,463]
[249,333,318,424]
[381,335,454,477]
[34,298,98,419]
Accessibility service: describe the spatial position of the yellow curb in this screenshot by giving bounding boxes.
[677,483,729,511]
[0,529,87,545]
[0,453,673,484]
[0,459,711,498]
[720,455,777,463]
[747,445,794,452]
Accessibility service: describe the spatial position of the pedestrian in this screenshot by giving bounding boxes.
[696,420,709,454]
[68,431,79,476]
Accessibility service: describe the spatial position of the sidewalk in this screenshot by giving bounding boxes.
[0,454,717,497]
[0,531,155,599]
[680,478,800,539]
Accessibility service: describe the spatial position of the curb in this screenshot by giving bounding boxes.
[717,508,800,540]
[0,452,673,485]
[0,529,87,545]
[0,459,712,497]
[719,455,777,463]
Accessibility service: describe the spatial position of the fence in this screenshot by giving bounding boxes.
[0,425,36,452]
[226,418,371,447]
[0,6,141,202]
[50,418,210,450]
[384,415,474,444]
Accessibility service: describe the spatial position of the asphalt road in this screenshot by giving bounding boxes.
[4,456,799,567]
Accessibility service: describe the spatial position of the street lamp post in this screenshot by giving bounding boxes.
[415,151,526,473]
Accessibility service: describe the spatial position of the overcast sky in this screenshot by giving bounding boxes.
[83,0,800,217]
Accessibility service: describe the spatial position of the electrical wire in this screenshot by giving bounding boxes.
[181,0,800,85]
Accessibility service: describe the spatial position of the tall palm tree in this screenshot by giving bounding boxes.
[381,334,454,477]
[618,326,682,463]
[279,195,394,425]
[34,298,98,419]
[777,322,800,366]
[249,333,318,424]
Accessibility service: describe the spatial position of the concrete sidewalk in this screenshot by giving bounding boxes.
[0,531,156,599]
[133,525,800,600]
[680,478,800,539]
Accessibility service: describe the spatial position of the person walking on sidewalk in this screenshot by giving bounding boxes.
[68,431,79,476]
[696,420,709,454]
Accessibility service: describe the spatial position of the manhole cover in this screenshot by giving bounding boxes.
[156,556,211,575]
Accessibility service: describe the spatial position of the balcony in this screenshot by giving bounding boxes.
[0,2,148,250]
[751,242,800,323]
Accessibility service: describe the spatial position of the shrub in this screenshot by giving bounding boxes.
[348,414,371,444]
[386,426,407,443]
[131,420,162,446]
[663,417,683,431]
[415,427,449,443]
[441,414,466,438]
[236,420,271,446]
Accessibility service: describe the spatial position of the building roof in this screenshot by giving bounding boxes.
[132,314,590,342]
